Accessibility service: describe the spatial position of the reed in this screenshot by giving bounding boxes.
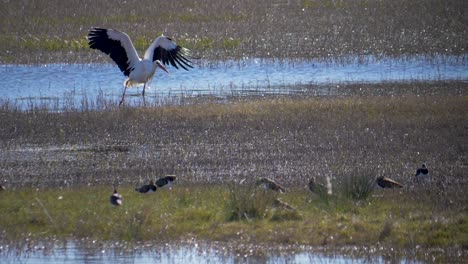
[225,181,277,221]
[338,169,376,200]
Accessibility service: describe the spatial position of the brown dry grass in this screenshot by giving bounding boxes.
[0,82,466,200]
[1,0,466,63]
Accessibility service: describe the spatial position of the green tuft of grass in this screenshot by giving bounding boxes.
[338,169,375,200]
[224,183,277,221]
[270,209,303,222]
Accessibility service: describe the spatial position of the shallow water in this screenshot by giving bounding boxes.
[0,240,423,264]
[1,55,467,105]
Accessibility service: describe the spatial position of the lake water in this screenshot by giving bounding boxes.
[1,55,467,106]
[0,240,424,264]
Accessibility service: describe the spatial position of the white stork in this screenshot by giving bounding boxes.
[88,27,195,105]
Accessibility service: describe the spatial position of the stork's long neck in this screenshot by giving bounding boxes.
[150,62,158,76]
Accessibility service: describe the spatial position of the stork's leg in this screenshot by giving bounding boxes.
[142,83,148,107]
[142,83,146,97]
[119,85,128,106]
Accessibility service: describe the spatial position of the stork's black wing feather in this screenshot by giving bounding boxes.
[88,28,133,76]
[153,45,194,71]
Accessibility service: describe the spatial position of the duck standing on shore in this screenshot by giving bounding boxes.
[155,176,177,188]
[110,189,123,206]
[135,180,157,193]
[307,176,327,195]
[256,177,286,193]
[376,176,404,188]
[415,164,429,183]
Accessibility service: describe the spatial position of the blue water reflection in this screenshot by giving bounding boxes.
[1,55,467,103]
[0,241,417,264]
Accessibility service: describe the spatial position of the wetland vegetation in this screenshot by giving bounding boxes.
[0,82,467,262]
[1,0,467,262]
[1,0,466,63]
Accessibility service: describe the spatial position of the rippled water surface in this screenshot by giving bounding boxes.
[1,56,467,103]
[0,241,423,264]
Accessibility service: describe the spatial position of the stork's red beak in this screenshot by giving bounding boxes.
[156,61,169,74]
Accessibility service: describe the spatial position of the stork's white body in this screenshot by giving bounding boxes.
[126,60,157,88]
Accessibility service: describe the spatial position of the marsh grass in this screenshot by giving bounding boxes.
[1,0,466,63]
[225,181,278,221]
[338,169,376,200]
[0,82,466,191]
[0,184,466,251]
[0,82,466,254]
[378,218,394,242]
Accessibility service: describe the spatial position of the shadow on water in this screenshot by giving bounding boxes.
[3,239,456,263]
[1,55,467,108]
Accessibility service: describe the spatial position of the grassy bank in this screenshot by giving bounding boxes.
[1,0,466,63]
[0,184,466,249]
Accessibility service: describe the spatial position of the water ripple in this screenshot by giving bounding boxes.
[1,55,467,102]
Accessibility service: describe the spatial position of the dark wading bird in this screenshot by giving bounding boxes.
[0,184,5,191]
[415,164,429,177]
[376,176,403,189]
[155,176,177,188]
[307,176,325,195]
[88,27,196,105]
[110,189,123,206]
[256,177,286,193]
[135,180,157,193]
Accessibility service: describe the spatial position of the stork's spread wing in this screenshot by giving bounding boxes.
[88,27,140,76]
[144,36,194,70]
